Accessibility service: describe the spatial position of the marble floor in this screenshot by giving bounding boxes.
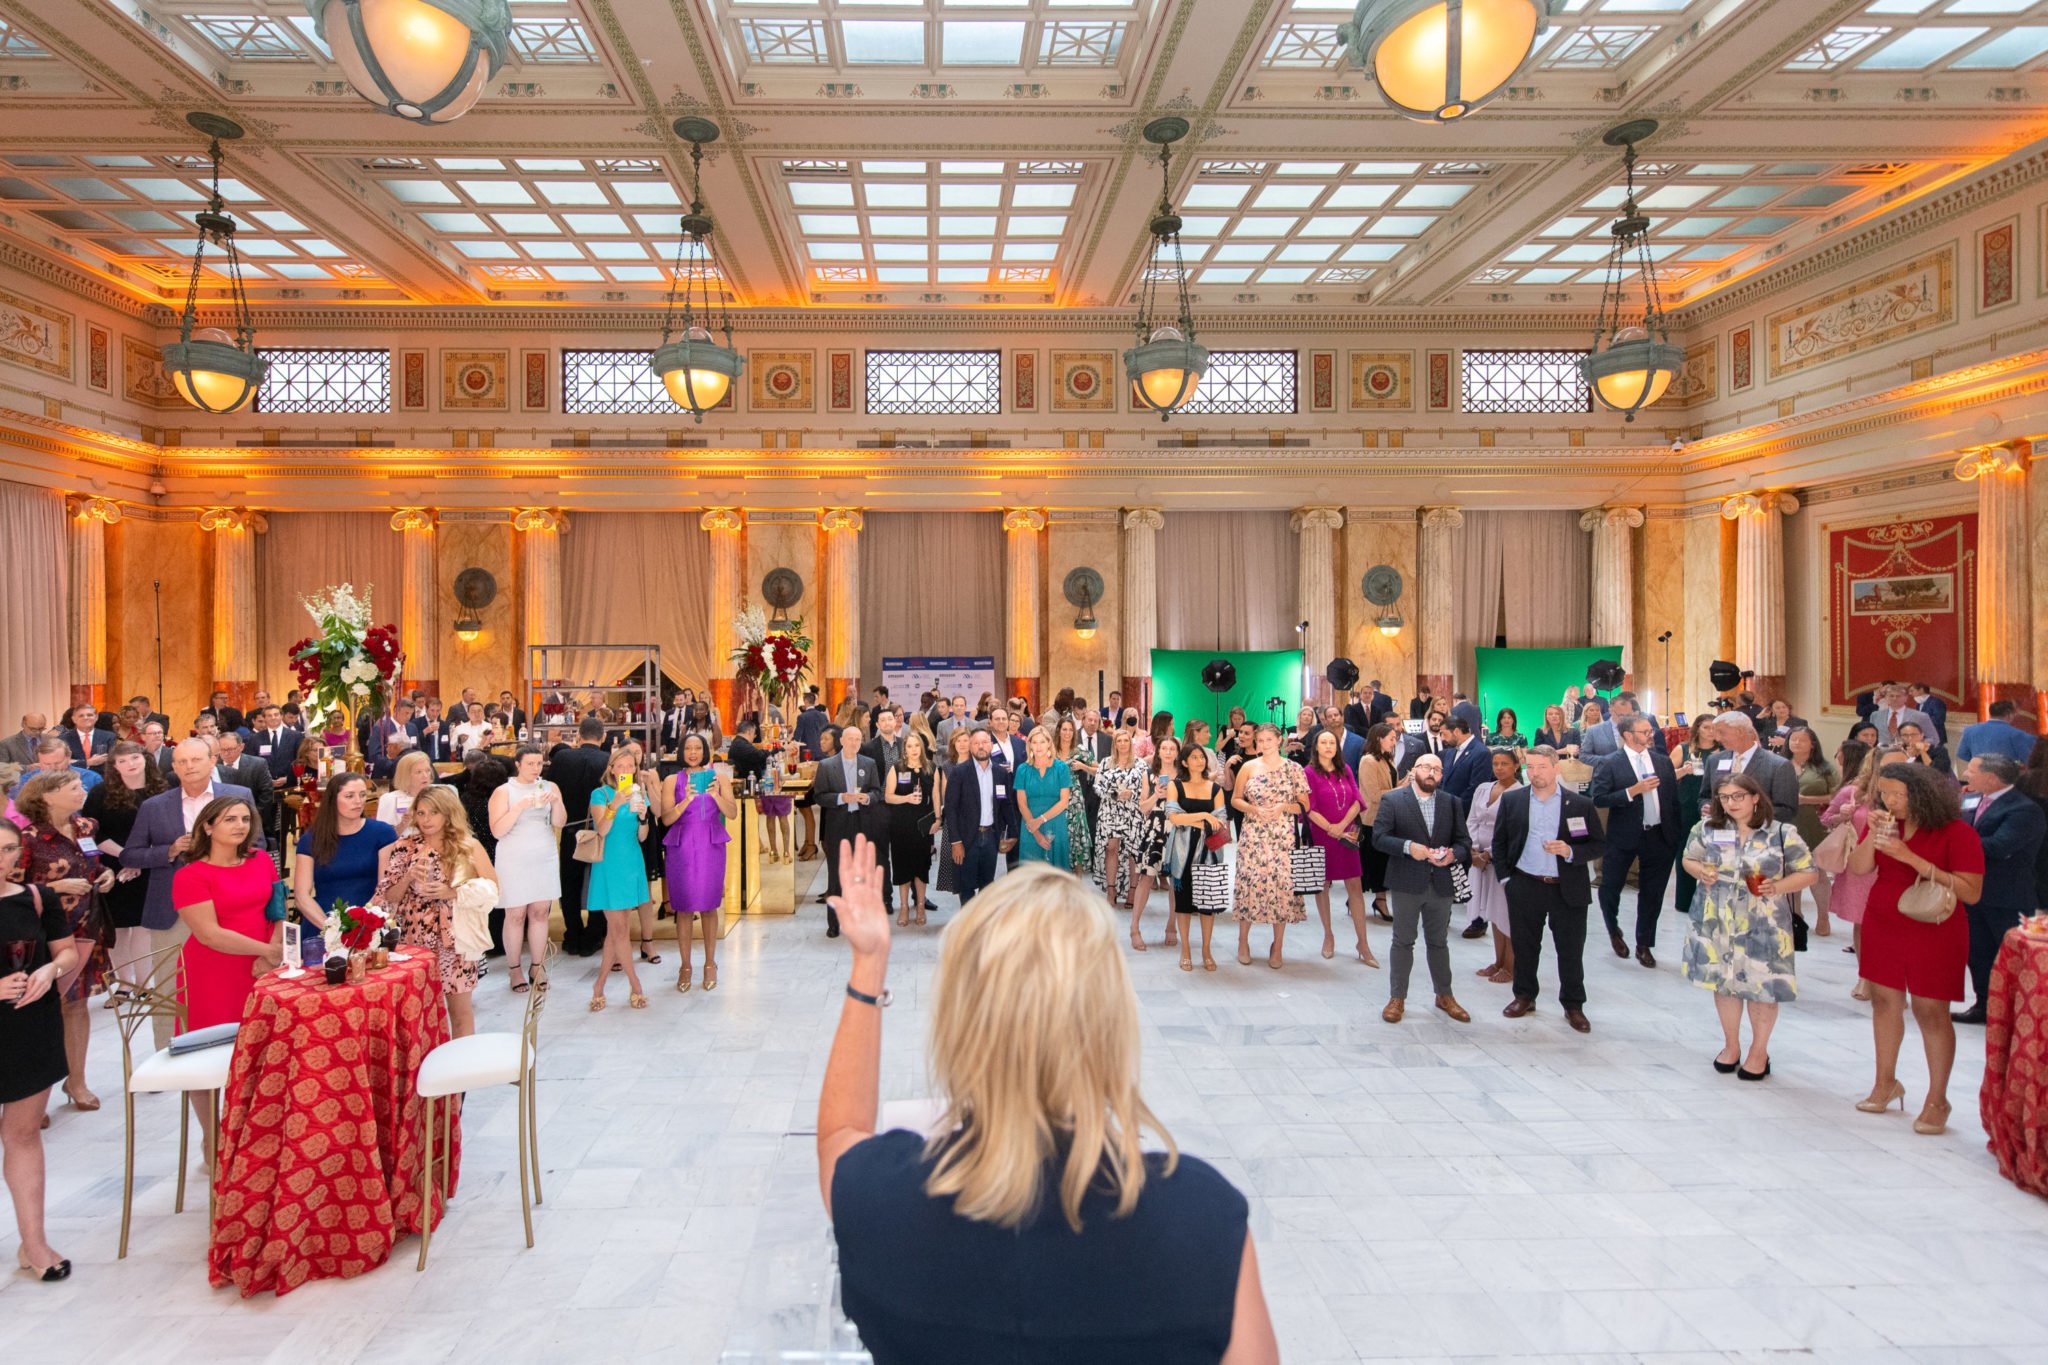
[7,859,2048,1365]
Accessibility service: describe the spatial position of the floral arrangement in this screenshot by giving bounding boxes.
[328,900,388,953]
[731,604,812,709]
[287,583,403,724]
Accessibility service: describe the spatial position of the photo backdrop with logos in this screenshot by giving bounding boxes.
[1827,512,1977,709]
[881,657,998,709]
[1150,649,1304,736]
[1474,646,1625,737]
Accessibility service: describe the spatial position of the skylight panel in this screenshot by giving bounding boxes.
[1200,268,1254,283]
[936,267,986,283]
[844,21,926,63]
[1232,217,1298,237]
[1657,216,1732,237]
[1517,268,1577,284]
[1952,26,2048,67]
[612,182,680,206]
[800,214,860,235]
[1183,185,1248,208]
[1363,215,1434,236]
[943,20,1025,63]
[1859,27,1987,65]
[808,242,865,260]
[939,243,991,260]
[587,242,648,259]
[866,183,930,208]
[1252,185,1322,209]
[1212,244,1272,262]
[1297,215,1366,237]
[537,182,608,205]
[608,267,666,281]
[1502,244,1551,263]
[516,159,584,172]
[437,158,505,171]
[522,241,583,260]
[562,213,629,234]
[1005,215,1066,235]
[1001,242,1057,260]
[792,183,856,207]
[864,161,928,175]
[423,212,491,233]
[461,181,536,205]
[1395,184,1471,208]
[940,183,1003,207]
[547,266,604,282]
[941,215,997,235]
[1177,216,1228,237]
[741,18,828,63]
[1324,184,1395,209]
[1275,162,1345,176]
[268,263,332,280]
[1351,163,1422,176]
[454,241,517,259]
[873,243,928,260]
[876,267,928,282]
[1731,215,1796,235]
[492,212,558,234]
[1041,21,1124,64]
[1541,216,1595,236]
[1786,25,1890,69]
[940,162,1004,175]
[868,215,930,236]
[1543,24,1657,68]
[1276,243,1338,261]
[1338,242,1404,261]
[117,178,200,200]
[509,17,597,63]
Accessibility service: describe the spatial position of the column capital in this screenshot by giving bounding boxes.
[1720,491,1799,520]
[1419,505,1464,531]
[1289,506,1345,533]
[699,507,745,533]
[512,507,567,532]
[819,507,865,532]
[66,495,122,525]
[197,507,267,533]
[389,507,436,532]
[1578,506,1645,532]
[1121,506,1165,532]
[1002,507,1048,534]
[1954,444,2025,481]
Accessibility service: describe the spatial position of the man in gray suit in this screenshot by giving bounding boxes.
[121,738,264,1046]
[0,712,45,768]
[1701,712,1799,816]
[812,724,883,936]
[1868,683,1937,749]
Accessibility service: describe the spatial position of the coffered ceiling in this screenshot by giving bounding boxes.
[0,0,2042,320]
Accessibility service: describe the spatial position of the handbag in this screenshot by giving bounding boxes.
[265,878,289,922]
[572,820,604,863]
[1290,825,1326,895]
[1897,873,1958,925]
[1191,860,1232,912]
[1811,821,1852,876]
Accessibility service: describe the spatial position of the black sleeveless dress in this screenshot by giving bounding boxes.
[0,886,69,1103]
[886,768,935,887]
[833,1129,1248,1364]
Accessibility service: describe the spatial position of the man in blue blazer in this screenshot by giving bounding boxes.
[942,728,1016,906]
[1439,714,1491,807]
[1954,755,2048,1024]
[121,738,264,1046]
[1589,716,1683,968]
[1909,683,1949,748]
[1957,700,2039,765]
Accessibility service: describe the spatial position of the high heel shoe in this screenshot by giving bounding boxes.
[15,1248,70,1282]
[1237,942,1252,966]
[1856,1081,1906,1113]
[676,965,692,993]
[702,963,717,991]
[1913,1099,1950,1135]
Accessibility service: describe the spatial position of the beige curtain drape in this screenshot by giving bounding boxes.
[859,511,1006,687]
[256,512,406,699]
[560,513,715,689]
[1156,511,1300,652]
[0,480,71,715]
[1448,510,1593,690]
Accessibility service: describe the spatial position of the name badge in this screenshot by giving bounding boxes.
[995,784,1007,799]
[1962,795,1981,810]
[258,745,272,757]
[1566,816,1589,837]
[76,834,98,855]
[1710,828,1738,846]
[1404,719,1426,734]
[1776,725,1790,735]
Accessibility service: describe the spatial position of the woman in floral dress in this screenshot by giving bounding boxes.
[372,786,494,1038]
[1231,724,1311,969]
[1093,728,1146,907]
[1053,716,1094,878]
[1127,737,1181,951]
[1678,772,1818,1080]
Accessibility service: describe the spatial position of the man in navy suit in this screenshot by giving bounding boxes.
[1590,716,1683,968]
[1909,682,1949,748]
[1439,714,1490,807]
[1954,755,2047,1024]
[366,696,424,781]
[62,703,114,772]
[984,707,1028,869]
[121,738,263,1047]
[942,728,1016,905]
[1493,746,1607,1032]
[1369,753,1471,1024]
[239,703,302,786]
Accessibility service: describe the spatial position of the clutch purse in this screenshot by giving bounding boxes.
[265,879,289,922]
[572,824,604,863]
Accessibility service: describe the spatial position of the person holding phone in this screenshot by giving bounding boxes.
[587,747,653,1011]
[660,733,737,991]
[1126,737,1181,952]
[487,744,565,995]
[0,821,78,1281]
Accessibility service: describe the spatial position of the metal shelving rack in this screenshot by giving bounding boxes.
[523,644,661,756]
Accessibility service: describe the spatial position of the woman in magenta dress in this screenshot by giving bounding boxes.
[170,797,280,1032]
[658,734,737,993]
[1303,729,1373,964]
[1846,762,1983,1137]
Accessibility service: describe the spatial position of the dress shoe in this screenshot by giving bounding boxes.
[826,907,841,939]
[1952,1005,1988,1025]
[1502,997,1536,1019]
[1461,919,1487,940]
[1608,930,1629,959]
[1635,945,1656,969]
[1381,998,1405,1024]
[1564,1008,1591,1033]
[1736,1058,1771,1081]
[1435,995,1470,1023]
[1712,1054,1739,1075]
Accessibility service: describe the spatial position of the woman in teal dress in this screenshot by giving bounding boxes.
[1053,716,1094,877]
[586,746,652,1011]
[1015,727,1073,869]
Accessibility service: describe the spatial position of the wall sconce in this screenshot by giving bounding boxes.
[452,566,496,645]
[1063,566,1104,641]
[1362,564,1404,640]
[761,567,803,634]
[1954,445,2022,480]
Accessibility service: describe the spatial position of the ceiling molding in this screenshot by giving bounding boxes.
[0,241,170,322]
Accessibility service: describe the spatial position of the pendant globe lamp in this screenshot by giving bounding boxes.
[160,113,268,416]
[1124,117,1208,421]
[649,118,744,422]
[1581,120,1683,422]
[1339,0,1554,123]
[307,0,510,124]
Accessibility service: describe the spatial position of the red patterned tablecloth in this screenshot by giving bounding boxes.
[208,954,461,1295]
[1981,926,2048,1199]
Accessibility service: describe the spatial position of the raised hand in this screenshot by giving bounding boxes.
[829,834,892,961]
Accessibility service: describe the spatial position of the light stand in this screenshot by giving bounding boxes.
[1656,629,1673,723]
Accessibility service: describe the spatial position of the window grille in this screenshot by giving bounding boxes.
[254,348,390,414]
[865,349,1002,415]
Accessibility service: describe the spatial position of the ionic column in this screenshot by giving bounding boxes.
[820,508,863,713]
[514,508,565,655]
[1120,507,1164,718]
[1580,506,1645,670]
[1004,508,1048,712]
[200,506,267,707]
[702,508,744,723]
[1723,490,1799,703]
[1959,443,2034,720]
[66,497,119,708]
[1418,505,1464,696]
[392,507,439,696]
[1291,507,1344,704]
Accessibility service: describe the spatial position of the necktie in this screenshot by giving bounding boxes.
[1887,710,1899,738]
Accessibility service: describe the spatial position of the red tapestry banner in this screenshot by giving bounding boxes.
[1828,511,1977,709]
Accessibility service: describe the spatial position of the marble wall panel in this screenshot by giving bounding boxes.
[1633,514,1687,714]
[438,516,519,695]
[1681,512,1731,721]
[105,516,211,730]
[1045,514,1121,707]
[1339,513,1418,699]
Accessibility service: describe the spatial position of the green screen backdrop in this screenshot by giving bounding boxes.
[1473,646,1623,737]
[1150,649,1304,735]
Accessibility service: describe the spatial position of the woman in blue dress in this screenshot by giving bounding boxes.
[1015,727,1072,869]
[292,772,397,967]
[586,746,652,1011]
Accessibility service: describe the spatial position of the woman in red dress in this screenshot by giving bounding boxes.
[1847,762,1983,1136]
[171,797,280,1032]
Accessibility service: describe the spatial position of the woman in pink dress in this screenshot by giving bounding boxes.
[1822,746,1907,1002]
[1303,729,1375,965]
[171,797,280,1032]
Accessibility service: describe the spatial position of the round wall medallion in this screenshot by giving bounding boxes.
[1062,566,1104,608]
[762,567,804,609]
[453,567,498,610]
[1361,565,1403,606]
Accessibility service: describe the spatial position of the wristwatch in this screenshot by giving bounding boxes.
[845,982,892,1008]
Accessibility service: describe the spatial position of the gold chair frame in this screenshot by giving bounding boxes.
[417,946,555,1270]
[104,946,219,1260]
